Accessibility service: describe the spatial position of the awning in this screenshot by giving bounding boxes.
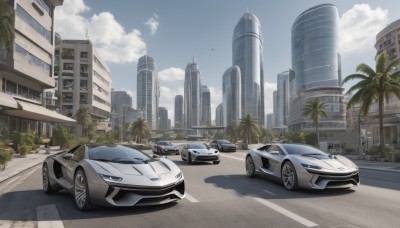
[0,92,18,109]
[2,100,76,123]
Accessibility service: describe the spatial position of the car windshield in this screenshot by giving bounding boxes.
[88,145,151,164]
[217,140,231,144]
[188,144,207,149]
[157,141,172,146]
[281,144,328,156]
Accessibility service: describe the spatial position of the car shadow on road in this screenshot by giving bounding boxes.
[0,189,183,222]
[204,174,356,200]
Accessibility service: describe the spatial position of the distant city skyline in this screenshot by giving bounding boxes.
[54,0,400,125]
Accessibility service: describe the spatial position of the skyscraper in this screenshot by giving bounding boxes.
[276,71,289,127]
[223,65,241,126]
[233,12,265,125]
[184,59,202,130]
[158,107,168,130]
[137,55,159,130]
[215,103,223,126]
[201,85,211,125]
[289,4,346,132]
[174,95,183,128]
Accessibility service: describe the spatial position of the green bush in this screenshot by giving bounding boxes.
[69,137,90,148]
[0,141,14,166]
[52,126,71,149]
[20,145,32,156]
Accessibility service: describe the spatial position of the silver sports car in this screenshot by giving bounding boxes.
[245,143,360,190]
[181,143,220,164]
[42,144,185,210]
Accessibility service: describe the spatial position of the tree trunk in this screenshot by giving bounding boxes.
[316,124,319,148]
[379,94,385,158]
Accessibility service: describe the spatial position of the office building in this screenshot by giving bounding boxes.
[267,113,275,129]
[0,0,74,136]
[110,90,133,137]
[201,85,211,125]
[276,71,289,127]
[289,4,346,132]
[222,65,241,126]
[215,103,223,126]
[55,38,112,133]
[137,55,159,130]
[174,95,183,128]
[184,59,202,130]
[158,107,168,130]
[233,12,265,125]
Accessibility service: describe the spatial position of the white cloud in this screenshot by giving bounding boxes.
[340,4,388,53]
[55,0,146,63]
[145,13,159,35]
[158,67,185,82]
[264,82,277,114]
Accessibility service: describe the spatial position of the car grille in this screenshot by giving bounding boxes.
[109,180,185,200]
[195,156,219,161]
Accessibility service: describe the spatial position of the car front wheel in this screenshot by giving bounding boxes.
[245,156,256,178]
[188,153,193,164]
[43,164,54,193]
[281,161,298,191]
[74,169,93,211]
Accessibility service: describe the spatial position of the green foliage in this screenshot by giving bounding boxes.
[130,118,151,143]
[175,133,184,140]
[69,137,90,148]
[75,105,92,137]
[224,123,238,143]
[10,132,35,146]
[284,131,317,146]
[34,135,43,145]
[52,125,71,149]
[0,140,14,166]
[96,133,115,144]
[0,0,15,49]
[303,98,327,147]
[239,114,260,144]
[20,144,32,155]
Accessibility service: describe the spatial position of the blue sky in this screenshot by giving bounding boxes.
[55,0,400,125]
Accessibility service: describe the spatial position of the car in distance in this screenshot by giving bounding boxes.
[210,139,237,152]
[181,143,220,164]
[42,144,185,210]
[245,143,360,190]
[152,141,179,155]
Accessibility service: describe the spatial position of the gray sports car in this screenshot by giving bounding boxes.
[42,144,185,210]
[245,143,360,190]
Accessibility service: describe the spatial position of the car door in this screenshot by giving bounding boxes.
[62,145,86,186]
[264,145,286,175]
[182,144,188,159]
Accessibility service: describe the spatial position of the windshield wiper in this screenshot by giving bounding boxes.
[302,153,325,156]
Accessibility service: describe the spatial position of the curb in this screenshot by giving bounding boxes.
[0,161,43,184]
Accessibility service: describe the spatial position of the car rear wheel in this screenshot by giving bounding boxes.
[218,145,223,152]
[43,164,55,193]
[281,161,298,191]
[74,169,93,211]
[245,156,256,178]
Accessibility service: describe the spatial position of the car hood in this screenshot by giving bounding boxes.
[160,145,176,149]
[189,148,218,154]
[296,154,357,171]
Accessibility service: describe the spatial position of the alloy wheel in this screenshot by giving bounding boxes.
[245,156,255,177]
[282,162,297,190]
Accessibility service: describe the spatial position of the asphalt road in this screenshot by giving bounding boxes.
[0,149,399,228]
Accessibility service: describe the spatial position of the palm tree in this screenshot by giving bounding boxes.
[303,98,327,147]
[224,123,238,143]
[0,0,14,49]
[130,118,151,143]
[75,106,92,137]
[239,114,259,144]
[343,53,400,157]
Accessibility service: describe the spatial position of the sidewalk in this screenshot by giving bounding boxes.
[0,147,62,183]
[345,155,400,173]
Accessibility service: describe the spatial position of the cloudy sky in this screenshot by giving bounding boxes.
[54,0,399,126]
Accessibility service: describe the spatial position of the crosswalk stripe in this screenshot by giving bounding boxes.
[36,204,64,228]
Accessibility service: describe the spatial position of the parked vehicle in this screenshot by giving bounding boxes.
[42,144,185,210]
[245,143,360,190]
[210,139,237,152]
[152,141,179,155]
[181,143,220,165]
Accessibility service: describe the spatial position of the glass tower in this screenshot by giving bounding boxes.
[289,4,346,131]
[223,65,241,127]
[201,85,211,125]
[174,95,183,128]
[137,55,159,130]
[276,71,289,127]
[232,12,265,125]
[184,59,202,130]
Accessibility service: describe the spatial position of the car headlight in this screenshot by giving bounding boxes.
[175,171,183,180]
[301,164,321,169]
[214,150,218,154]
[192,150,199,154]
[100,174,123,181]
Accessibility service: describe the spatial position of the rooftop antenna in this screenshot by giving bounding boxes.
[85,27,90,40]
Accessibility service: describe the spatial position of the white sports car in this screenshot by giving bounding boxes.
[181,143,220,165]
[245,143,360,190]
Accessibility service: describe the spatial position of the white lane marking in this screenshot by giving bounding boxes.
[0,220,35,228]
[185,192,199,203]
[220,154,245,161]
[36,204,64,228]
[263,189,276,196]
[254,198,318,227]
[0,167,37,194]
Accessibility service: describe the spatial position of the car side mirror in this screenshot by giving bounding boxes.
[152,154,160,159]
[63,153,73,159]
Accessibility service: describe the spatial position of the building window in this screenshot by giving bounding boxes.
[15,44,50,73]
[61,48,74,59]
[80,93,88,104]
[62,79,74,90]
[5,80,17,94]
[80,80,88,91]
[34,0,50,15]
[80,64,88,77]
[16,4,51,43]
[62,93,73,103]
